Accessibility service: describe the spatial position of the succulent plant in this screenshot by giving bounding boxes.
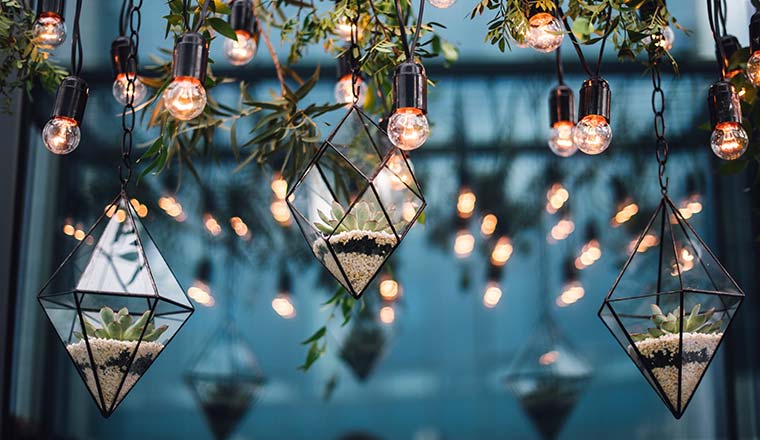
[631,304,723,342]
[74,307,168,343]
[315,201,393,235]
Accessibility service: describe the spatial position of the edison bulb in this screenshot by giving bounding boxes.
[388,108,429,151]
[710,122,748,160]
[336,16,361,42]
[224,30,257,66]
[573,115,612,154]
[746,51,760,87]
[163,77,207,121]
[548,121,577,157]
[334,75,367,106]
[112,74,147,106]
[429,0,456,8]
[42,117,80,154]
[33,14,66,51]
[526,12,564,53]
[643,25,675,51]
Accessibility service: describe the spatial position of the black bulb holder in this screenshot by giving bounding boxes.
[336,50,353,79]
[37,0,65,18]
[278,269,292,295]
[51,76,88,125]
[708,80,742,129]
[715,35,741,70]
[549,84,575,126]
[171,32,209,83]
[751,11,760,54]
[110,36,138,78]
[578,77,611,121]
[393,62,427,113]
[229,0,259,41]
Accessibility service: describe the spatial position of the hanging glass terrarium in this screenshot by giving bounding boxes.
[287,105,426,297]
[185,321,266,440]
[38,192,194,417]
[339,300,395,381]
[503,314,592,440]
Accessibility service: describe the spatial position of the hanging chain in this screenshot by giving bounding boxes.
[350,0,361,104]
[650,56,668,194]
[120,0,143,189]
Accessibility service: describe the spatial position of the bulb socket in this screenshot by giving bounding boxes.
[336,50,352,79]
[549,85,575,126]
[715,34,741,69]
[578,77,611,121]
[171,32,209,83]
[51,75,88,125]
[37,0,65,18]
[751,12,760,54]
[487,264,502,282]
[708,80,742,129]
[110,36,138,78]
[393,62,427,113]
[229,0,259,39]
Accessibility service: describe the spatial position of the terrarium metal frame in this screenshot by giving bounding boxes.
[598,194,744,419]
[38,191,195,418]
[286,104,426,298]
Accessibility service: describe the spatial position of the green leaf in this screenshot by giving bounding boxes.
[301,326,326,345]
[100,307,115,326]
[207,17,238,40]
[298,341,324,371]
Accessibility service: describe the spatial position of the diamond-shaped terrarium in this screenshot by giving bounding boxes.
[339,301,395,381]
[38,192,194,417]
[185,321,266,440]
[599,195,743,418]
[504,314,592,440]
[287,105,426,297]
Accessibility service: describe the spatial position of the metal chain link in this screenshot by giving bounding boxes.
[120,0,143,189]
[650,56,668,194]
[350,0,361,104]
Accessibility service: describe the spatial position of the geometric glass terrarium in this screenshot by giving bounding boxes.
[599,195,744,419]
[287,105,426,298]
[185,321,266,440]
[339,300,395,381]
[503,314,592,440]
[37,192,194,417]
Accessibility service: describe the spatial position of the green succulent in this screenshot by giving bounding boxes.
[74,307,168,343]
[631,304,723,342]
[315,201,392,235]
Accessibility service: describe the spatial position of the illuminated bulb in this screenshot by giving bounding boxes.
[546,183,569,213]
[526,12,564,53]
[42,117,80,155]
[548,121,577,157]
[482,282,502,309]
[74,229,85,241]
[480,214,498,236]
[549,218,574,241]
[230,216,250,238]
[388,108,429,151]
[630,233,659,253]
[671,248,695,276]
[272,294,296,319]
[112,74,147,106]
[612,200,639,226]
[63,223,75,236]
[643,26,675,51]
[402,202,417,223]
[428,0,456,8]
[576,239,601,269]
[454,229,475,258]
[574,115,612,154]
[270,173,288,200]
[538,350,559,366]
[747,51,760,87]
[33,13,66,51]
[379,305,395,324]
[335,16,360,42]
[379,278,400,301]
[711,122,748,160]
[334,75,367,106]
[203,213,222,236]
[271,199,292,225]
[559,280,584,305]
[490,236,513,266]
[188,281,215,307]
[456,188,476,219]
[224,30,257,66]
[163,77,207,121]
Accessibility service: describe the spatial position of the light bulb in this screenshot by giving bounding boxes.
[388,108,429,151]
[42,117,80,155]
[33,13,66,51]
[112,74,147,106]
[334,75,367,106]
[548,121,577,157]
[710,122,748,160]
[336,16,360,42]
[643,25,675,51]
[482,282,502,309]
[526,12,564,53]
[428,0,456,8]
[272,293,296,319]
[163,77,207,121]
[573,115,612,155]
[747,51,760,87]
[224,30,257,66]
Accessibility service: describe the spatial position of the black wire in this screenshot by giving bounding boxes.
[719,0,727,36]
[409,0,424,56]
[119,0,129,36]
[70,0,83,76]
[394,0,412,60]
[594,5,613,77]
[555,43,564,85]
[183,0,190,31]
[192,0,212,32]
[558,7,594,77]
[707,0,727,79]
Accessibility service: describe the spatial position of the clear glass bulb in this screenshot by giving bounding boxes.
[42,117,80,155]
[548,121,578,157]
[746,51,760,87]
[643,25,675,51]
[112,74,147,106]
[710,122,748,160]
[33,13,66,51]
[428,0,456,8]
[162,77,207,121]
[334,75,367,106]
[387,108,430,151]
[526,12,564,53]
[223,30,257,66]
[335,16,361,42]
[573,114,612,155]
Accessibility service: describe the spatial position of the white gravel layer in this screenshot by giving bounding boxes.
[315,230,397,293]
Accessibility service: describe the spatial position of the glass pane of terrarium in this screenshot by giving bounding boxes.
[291,207,352,290]
[327,107,387,178]
[372,154,425,240]
[339,307,390,381]
[329,188,397,295]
